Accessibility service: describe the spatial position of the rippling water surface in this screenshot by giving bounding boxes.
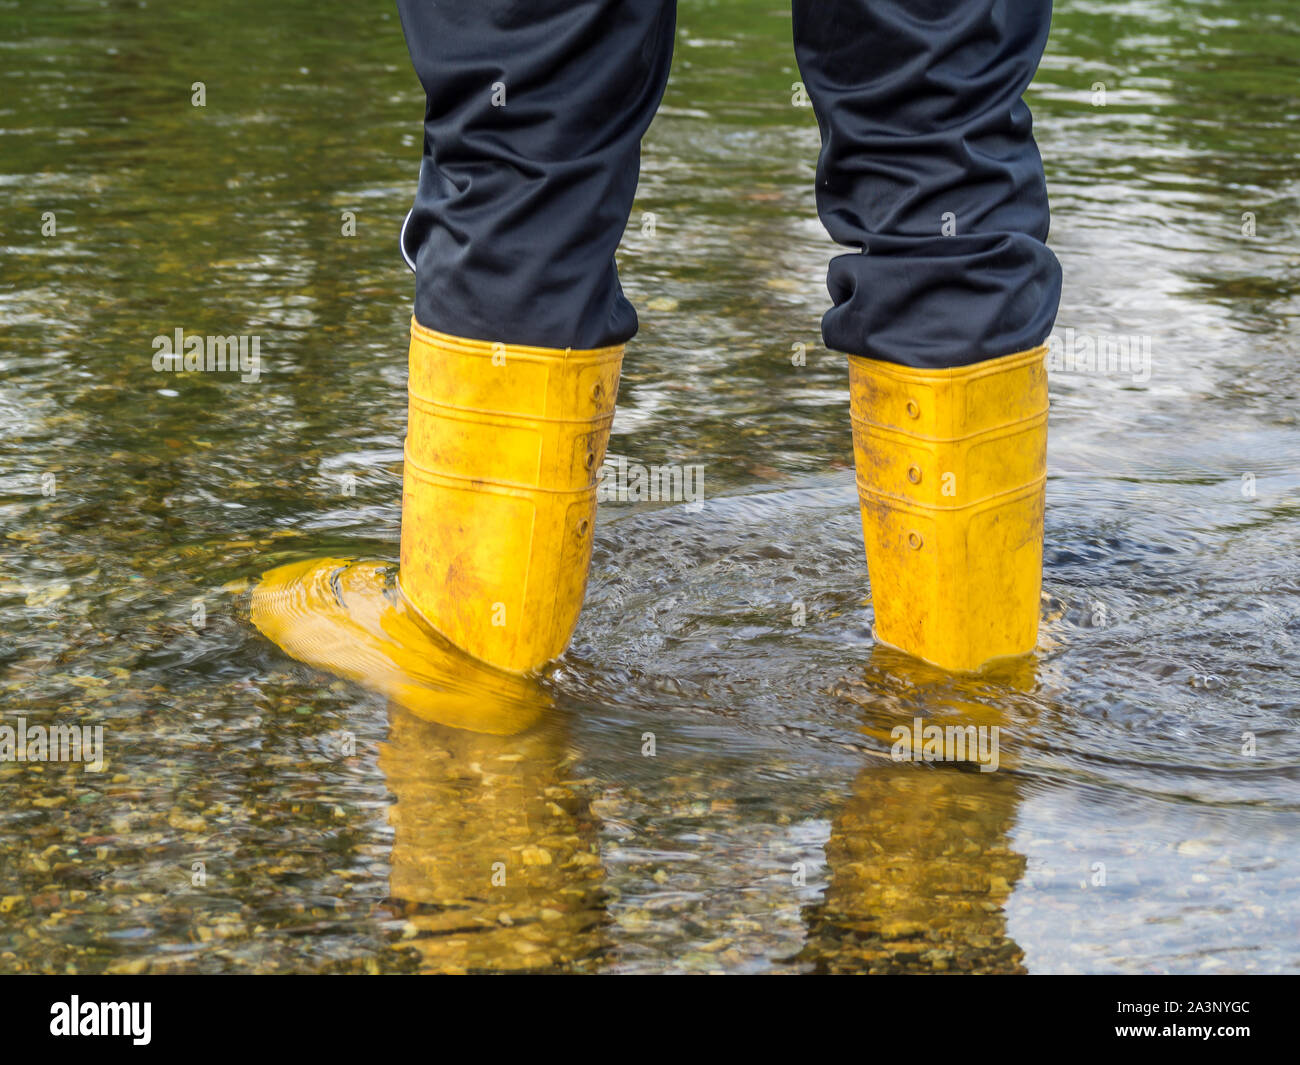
[1,0,1297,973]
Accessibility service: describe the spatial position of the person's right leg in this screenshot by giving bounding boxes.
[793,0,1061,672]
[395,1,677,673]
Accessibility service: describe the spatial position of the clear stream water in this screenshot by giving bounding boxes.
[1,0,1297,973]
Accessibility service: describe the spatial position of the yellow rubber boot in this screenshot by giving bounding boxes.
[400,319,623,674]
[848,345,1049,673]
[250,557,546,735]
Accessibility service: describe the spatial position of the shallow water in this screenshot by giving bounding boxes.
[1,0,1297,973]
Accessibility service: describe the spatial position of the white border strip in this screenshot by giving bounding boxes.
[399,208,417,274]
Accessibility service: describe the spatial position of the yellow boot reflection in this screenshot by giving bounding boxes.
[251,557,606,972]
[380,706,608,973]
[803,657,1030,973]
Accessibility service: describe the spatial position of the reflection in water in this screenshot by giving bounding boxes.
[253,556,608,971]
[802,765,1025,973]
[379,707,608,974]
[799,665,1029,974]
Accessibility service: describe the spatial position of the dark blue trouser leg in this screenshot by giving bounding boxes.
[792,0,1062,369]
[396,0,677,350]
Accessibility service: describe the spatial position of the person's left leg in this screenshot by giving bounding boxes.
[395,1,677,673]
[397,0,676,350]
[253,3,678,693]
